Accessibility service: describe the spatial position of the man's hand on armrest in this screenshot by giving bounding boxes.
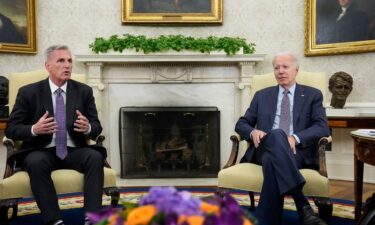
[288,136,297,154]
[251,129,267,148]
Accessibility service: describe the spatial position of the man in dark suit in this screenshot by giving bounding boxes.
[331,0,369,43]
[327,0,369,44]
[235,52,330,225]
[5,45,105,225]
[316,0,370,44]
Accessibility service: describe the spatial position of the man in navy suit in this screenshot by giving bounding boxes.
[317,0,369,44]
[235,52,330,225]
[5,45,104,225]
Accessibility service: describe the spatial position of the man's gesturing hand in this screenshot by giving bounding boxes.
[73,110,90,133]
[32,111,58,135]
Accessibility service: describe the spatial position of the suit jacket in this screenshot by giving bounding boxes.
[5,78,106,162]
[331,3,370,43]
[235,84,330,167]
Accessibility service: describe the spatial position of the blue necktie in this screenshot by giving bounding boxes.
[55,88,67,159]
[279,90,291,136]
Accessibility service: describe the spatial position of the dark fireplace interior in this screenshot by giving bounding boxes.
[119,107,220,178]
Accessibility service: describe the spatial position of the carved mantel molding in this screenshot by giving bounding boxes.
[75,53,266,64]
[76,53,266,117]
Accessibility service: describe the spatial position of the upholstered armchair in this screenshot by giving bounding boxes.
[0,70,119,225]
[217,71,333,221]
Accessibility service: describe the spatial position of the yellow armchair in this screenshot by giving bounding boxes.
[217,71,333,221]
[0,70,119,225]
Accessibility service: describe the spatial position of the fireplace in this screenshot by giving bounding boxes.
[76,53,265,180]
[119,107,220,178]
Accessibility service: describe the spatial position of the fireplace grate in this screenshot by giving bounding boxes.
[119,107,220,178]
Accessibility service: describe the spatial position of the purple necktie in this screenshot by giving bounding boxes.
[55,88,67,159]
[279,90,291,136]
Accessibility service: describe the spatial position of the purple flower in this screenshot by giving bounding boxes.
[139,186,177,205]
[86,206,122,224]
[164,213,178,225]
[139,187,202,216]
[203,214,220,225]
[201,194,246,225]
[217,194,245,225]
[88,187,255,225]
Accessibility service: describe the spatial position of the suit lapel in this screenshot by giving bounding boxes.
[293,84,306,127]
[66,80,77,127]
[268,86,279,127]
[41,78,53,115]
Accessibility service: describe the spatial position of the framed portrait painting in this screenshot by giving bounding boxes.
[305,0,375,56]
[121,0,223,24]
[0,0,37,54]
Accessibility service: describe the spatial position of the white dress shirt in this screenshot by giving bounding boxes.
[271,84,301,143]
[31,79,76,148]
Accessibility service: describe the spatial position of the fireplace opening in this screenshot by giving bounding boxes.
[119,107,220,178]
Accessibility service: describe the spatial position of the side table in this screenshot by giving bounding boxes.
[351,131,375,222]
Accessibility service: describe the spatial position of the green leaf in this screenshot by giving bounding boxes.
[89,34,256,56]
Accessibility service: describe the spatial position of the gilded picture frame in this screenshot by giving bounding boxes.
[0,0,37,54]
[305,0,375,56]
[121,0,222,24]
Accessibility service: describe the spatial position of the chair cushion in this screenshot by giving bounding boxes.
[0,168,117,199]
[218,163,329,197]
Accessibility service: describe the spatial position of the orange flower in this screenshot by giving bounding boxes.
[200,202,220,215]
[178,215,205,225]
[126,205,157,225]
[108,214,119,225]
[178,215,187,224]
[242,217,253,225]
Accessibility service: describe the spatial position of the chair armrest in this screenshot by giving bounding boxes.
[94,135,113,168]
[94,134,105,146]
[2,134,113,176]
[2,136,17,179]
[317,136,332,177]
[223,134,241,169]
[90,135,112,168]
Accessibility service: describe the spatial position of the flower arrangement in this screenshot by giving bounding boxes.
[89,34,256,56]
[87,187,257,225]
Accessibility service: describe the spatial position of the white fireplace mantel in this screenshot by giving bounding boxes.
[76,53,266,180]
[76,53,266,117]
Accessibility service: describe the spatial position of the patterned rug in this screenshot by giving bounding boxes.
[13,187,355,224]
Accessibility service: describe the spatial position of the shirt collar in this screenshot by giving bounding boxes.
[278,83,296,95]
[49,78,67,94]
